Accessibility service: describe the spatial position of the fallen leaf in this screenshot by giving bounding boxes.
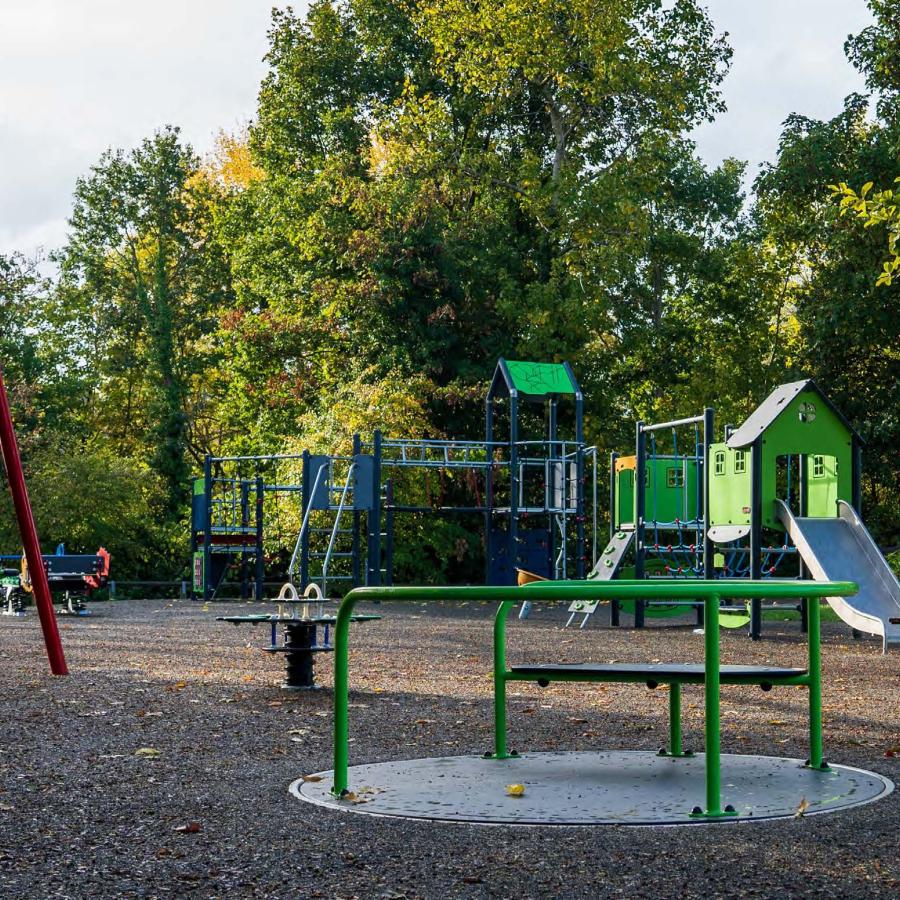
[795,798,810,818]
[349,786,382,804]
[506,783,526,797]
[302,774,323,783]
[415,719,436,726]
[134,747,161,759]
[173,822,202,834]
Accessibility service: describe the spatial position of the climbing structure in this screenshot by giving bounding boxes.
[190,359,598,600]
[578,378,898,648]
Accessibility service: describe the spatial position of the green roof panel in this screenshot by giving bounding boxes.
[505,361,575,396]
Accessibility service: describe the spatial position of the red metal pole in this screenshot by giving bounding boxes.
[0,367,68,675]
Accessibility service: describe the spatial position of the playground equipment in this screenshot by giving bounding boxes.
[11,545,111,616]
[778,501,900,652]
[0,366,67,674]
[216,583,380,689]
[191,359,598,601]
[193,365,897,649]
[575,379,900,648]
[293,578,894,825]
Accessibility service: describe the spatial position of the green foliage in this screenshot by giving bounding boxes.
[58,127,231,515]
[831,177,900,285]
[756,95,900,542]
[0,443,176,578]
[1,1,898,579]
[888,551,900,579]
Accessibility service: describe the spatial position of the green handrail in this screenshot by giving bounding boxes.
[332,579,857,816]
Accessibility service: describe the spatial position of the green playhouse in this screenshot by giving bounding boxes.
[597,379,899,648]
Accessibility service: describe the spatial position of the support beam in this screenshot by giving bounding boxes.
[749,439,763,640]
[634,422,646,628]
[0,367,67,675]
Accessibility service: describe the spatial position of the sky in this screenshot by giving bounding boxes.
[0,1,877,258]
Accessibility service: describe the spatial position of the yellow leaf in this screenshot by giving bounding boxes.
[795,797,810,817]
[134,747,161,759]
[506,783,526,797]
[302,774,323,783]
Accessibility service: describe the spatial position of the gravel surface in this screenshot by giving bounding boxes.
[0,597,898,899]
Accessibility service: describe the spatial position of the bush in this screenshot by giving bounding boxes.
[0,442,177,580]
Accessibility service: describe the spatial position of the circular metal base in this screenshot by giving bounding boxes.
[292,751,893,826]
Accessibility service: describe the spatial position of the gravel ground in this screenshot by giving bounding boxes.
[0,597,898,899]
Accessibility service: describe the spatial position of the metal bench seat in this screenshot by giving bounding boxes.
[510,662,807,689]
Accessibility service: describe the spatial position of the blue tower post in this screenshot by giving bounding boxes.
[300,450,310,591]
[352,433,362,588]
[366,430,382,586]
[508,391,519,584]
[202,455,212,602]
[568,363,585,580]
[254,476,265,601]
[634,421,646,628]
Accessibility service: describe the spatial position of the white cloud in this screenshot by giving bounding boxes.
[0,0,284,255]
[692,0,874,180]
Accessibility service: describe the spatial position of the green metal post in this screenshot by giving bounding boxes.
[332,595,356,795]
[668,683,683,756]
[696,592,734,817]
[491,601,515,759]
[806,596,827,770]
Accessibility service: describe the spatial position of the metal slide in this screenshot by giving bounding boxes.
[775,500,900,653]
[566,530,635,627]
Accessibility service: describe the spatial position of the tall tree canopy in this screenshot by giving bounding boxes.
[58,127,231,513]
[214,0,734,450]
[756,0,900,538]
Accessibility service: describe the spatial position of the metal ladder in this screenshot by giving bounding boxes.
[318,462,357,597]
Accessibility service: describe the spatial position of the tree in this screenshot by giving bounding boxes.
[0,252,88,452]
[216,0,733,448]
[58,127,231,514]
[756,1,900,541]
[0,253,46,439]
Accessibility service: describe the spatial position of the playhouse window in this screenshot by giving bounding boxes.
[734,450,746,474]
[666,467,684,488]
[714,451,725,476]
[813,455,825,477]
